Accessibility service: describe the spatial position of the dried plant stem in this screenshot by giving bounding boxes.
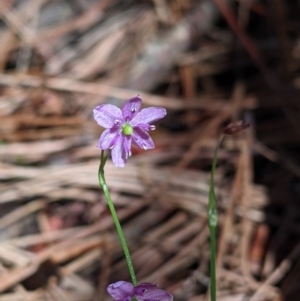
[208,135,223,301]
[98,150,137,286]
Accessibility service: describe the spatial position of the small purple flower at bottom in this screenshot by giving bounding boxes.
[93,95,167,167]
[107,281,173,301]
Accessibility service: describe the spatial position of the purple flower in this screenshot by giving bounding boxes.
[107,281,134,301]
[93,95,167,167]
[107,281,173,301]
[134,283,173,301]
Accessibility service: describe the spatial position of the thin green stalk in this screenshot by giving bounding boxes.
[98,150,137,286]
[208,135,223,301]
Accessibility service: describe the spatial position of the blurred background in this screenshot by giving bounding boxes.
[0,0,300,300]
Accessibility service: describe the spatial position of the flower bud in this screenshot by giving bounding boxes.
[222,120,250,135]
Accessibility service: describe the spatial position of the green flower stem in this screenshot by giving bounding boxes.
[98,150,137,286]
[208,135,224,301]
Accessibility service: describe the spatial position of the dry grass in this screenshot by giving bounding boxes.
[1,0,300,300]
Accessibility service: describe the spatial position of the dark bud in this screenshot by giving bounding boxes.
[222,120,250,135]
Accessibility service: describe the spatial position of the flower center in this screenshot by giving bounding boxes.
[122,123,133,135]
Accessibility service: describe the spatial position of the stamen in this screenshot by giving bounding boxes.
[150,125,156,130]
[114,119,120,125]
[131,107,136,112]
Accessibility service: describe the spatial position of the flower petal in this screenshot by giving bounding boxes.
[107,281,134,301]
[123,135,132,157]
[132,128,154,150]
[130,107,167,126]
[122,95,142,122]
[93,104,123,128]
[134,283,173,301]
[98,127,121,150]
[111,135,131,167]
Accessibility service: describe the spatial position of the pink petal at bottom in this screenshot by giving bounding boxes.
[111,135,131,167]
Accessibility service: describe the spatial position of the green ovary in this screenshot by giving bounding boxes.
[122,123,133,135]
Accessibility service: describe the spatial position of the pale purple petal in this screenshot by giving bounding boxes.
[132,128,154,150]
[107,281,134,301]
[123,135,132,157]
[130,107,167,126]
[111,135,130,167]
[93,104,123,128]
[98,127,121,150]
[122,95,142,122]
[134,283,173,301]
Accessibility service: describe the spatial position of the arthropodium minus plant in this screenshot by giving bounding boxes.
[94,96,172,301]
[107,281,172,301]
[208,120,250,301]
[93,95,167,167]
